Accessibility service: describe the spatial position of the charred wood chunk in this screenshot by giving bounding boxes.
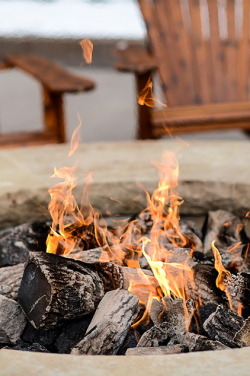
[75,245,125,266]
[165,248,196,268]
[21,322,61,352]
[67,247,124,292]
[18,252,105,329]
[0,222,50,266]
[0,263,24,300]
[178,332,228,352]
[21,314,93,354]
[139,298,188,348]
[126,344,189,355]
[0,295,27,344]
[161,297,187,332]
[179,220,203,251]
[187,264,224,305]
[225,272,250,317]
[203,210,247,252]
[3,339,49,353]
[95,262,123,292]
[149,298,168,326]
[190,303,218,335]
[116,329,138,355]
[71,289,139,355]
[234,317,250,347]
[54,314,93,354]
[203,305,244,347]
[137,322,173,348]
[72,246,110,264]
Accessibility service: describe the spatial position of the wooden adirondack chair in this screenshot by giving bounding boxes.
[0,54,95,147]
[116,0,250,139]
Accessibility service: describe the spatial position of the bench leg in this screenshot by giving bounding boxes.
[43,87,66,143]
[136,71,154,140]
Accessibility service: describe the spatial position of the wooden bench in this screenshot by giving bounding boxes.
[0,54,95,147]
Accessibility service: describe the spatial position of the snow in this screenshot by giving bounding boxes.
[0,0,146,39]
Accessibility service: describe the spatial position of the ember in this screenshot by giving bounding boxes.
[0,136,249,356]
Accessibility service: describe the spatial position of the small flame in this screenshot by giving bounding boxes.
[141,237,192,301]
[80,38,94,64]
[211,241,231,291]
[127,267,160,306]
[68,114,82,157]
[138,77,167,108]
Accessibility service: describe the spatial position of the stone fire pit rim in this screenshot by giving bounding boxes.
[1,347,250,376]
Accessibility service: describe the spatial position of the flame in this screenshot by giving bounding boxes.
[141,237,192,302]
[121,150,195,316]
[68,114,82,157]
[46,120,247,323]
[211,241,231,291]
[80,38,93,64]
[46,128,125,262]
[138,77,167,108]
[127,267,160,306]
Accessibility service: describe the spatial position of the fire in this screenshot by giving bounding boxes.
[46,124,107,255]
[138,77,167,108]
[46,140,194,311]
[211,241,231,292]
[45,125,247,323]
[68,114,82,157]
[80,38,94,64]
[118,149,195,320]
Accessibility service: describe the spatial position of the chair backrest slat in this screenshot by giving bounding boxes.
[138,0,250,106]
[237,0,250,100]
[188,0,215,103]
[225,0,237,101]
[206,0,227,102]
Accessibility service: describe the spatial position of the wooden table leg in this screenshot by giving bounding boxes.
[43,87,66,143]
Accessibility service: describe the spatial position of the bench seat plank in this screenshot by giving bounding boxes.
[3,54,95,93]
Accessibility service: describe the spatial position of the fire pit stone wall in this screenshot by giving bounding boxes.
[0,139,249,228]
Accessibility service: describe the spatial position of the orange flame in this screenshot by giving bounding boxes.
[138,77,167,108]
[46,128,125,262]
[211,241,231,292]
[80,38,94,64]
[121,150,194,315]
[46,122,246,322]
[68,114,82,157]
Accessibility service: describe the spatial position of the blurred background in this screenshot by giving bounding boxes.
[0,0,248,142]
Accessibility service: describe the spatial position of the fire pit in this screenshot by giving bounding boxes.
[0,139,250,375]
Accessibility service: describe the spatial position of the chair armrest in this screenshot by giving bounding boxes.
[3,54,95,93]
[114,45,157,74]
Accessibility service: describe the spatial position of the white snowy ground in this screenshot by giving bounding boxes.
[0,0,145,39]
